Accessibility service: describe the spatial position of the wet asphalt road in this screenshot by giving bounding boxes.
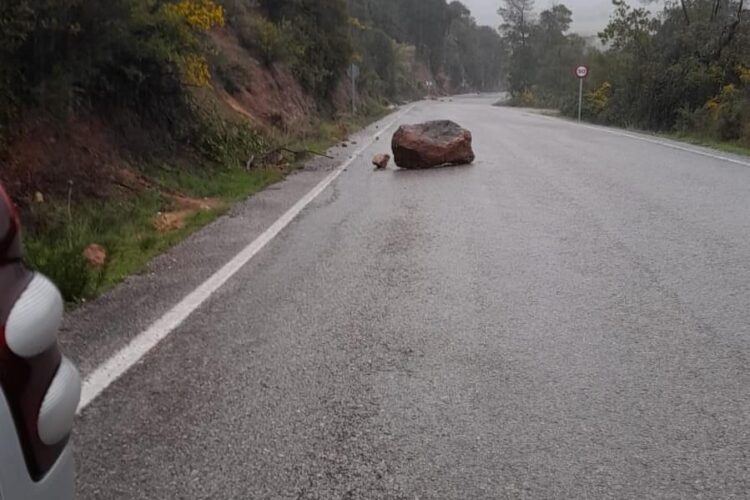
[72,96,749,499]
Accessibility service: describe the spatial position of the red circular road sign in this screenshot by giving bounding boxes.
[575,65,589,79]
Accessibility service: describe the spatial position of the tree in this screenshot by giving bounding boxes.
[530,4,584,106]
[499,0,536,93]
[498,0,535,48]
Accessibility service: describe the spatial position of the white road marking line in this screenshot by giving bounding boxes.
[77,105,415,413]
[534,113,750,168]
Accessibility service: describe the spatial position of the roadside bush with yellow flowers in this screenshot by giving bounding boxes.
[702,68,750,143]
[587,82,612,116]
[163,0,225,87]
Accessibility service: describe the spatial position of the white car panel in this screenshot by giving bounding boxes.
[0,390,76,500]
[6,274,63,358]
[38,357,81,446]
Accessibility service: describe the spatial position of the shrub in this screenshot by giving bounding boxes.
[587,82,612,115]
[705,84,744,141]
[210,50,249,95]
[507,89,537,107]
[192,104,267,166]
[234,13,293,66]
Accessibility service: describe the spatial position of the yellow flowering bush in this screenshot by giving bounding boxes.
[162,0,224,87]
[587,81,612,114]
[737,65,750,85]
[165,0,224,32]
[349,17,366,31]
[518,89,536,107]
[705,84,736,118]
[181,53,211,87]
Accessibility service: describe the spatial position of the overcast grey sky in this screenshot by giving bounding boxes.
[462,0,616,35]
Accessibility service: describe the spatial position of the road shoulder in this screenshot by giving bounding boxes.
[60,108,406,378]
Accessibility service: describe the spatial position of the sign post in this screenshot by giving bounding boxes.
[575,65,589,122]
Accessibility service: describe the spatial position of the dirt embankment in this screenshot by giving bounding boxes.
[210,28,316,133]
[0,27,321,209]
[1,117,122,202]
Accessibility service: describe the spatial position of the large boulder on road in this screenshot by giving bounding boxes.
[391,120,475,169]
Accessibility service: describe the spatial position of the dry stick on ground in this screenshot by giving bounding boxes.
[112,181,141,193]
[280,147,334,160]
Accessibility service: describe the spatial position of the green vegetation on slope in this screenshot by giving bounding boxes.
[498,0,750,148]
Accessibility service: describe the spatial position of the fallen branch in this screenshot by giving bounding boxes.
[280,147,334,160]
[248,146,335,170]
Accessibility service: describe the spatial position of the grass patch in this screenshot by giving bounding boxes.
[145,161,285,201]
[24,165,285,303]
[660,132,750,157]
[524,106,750,158]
